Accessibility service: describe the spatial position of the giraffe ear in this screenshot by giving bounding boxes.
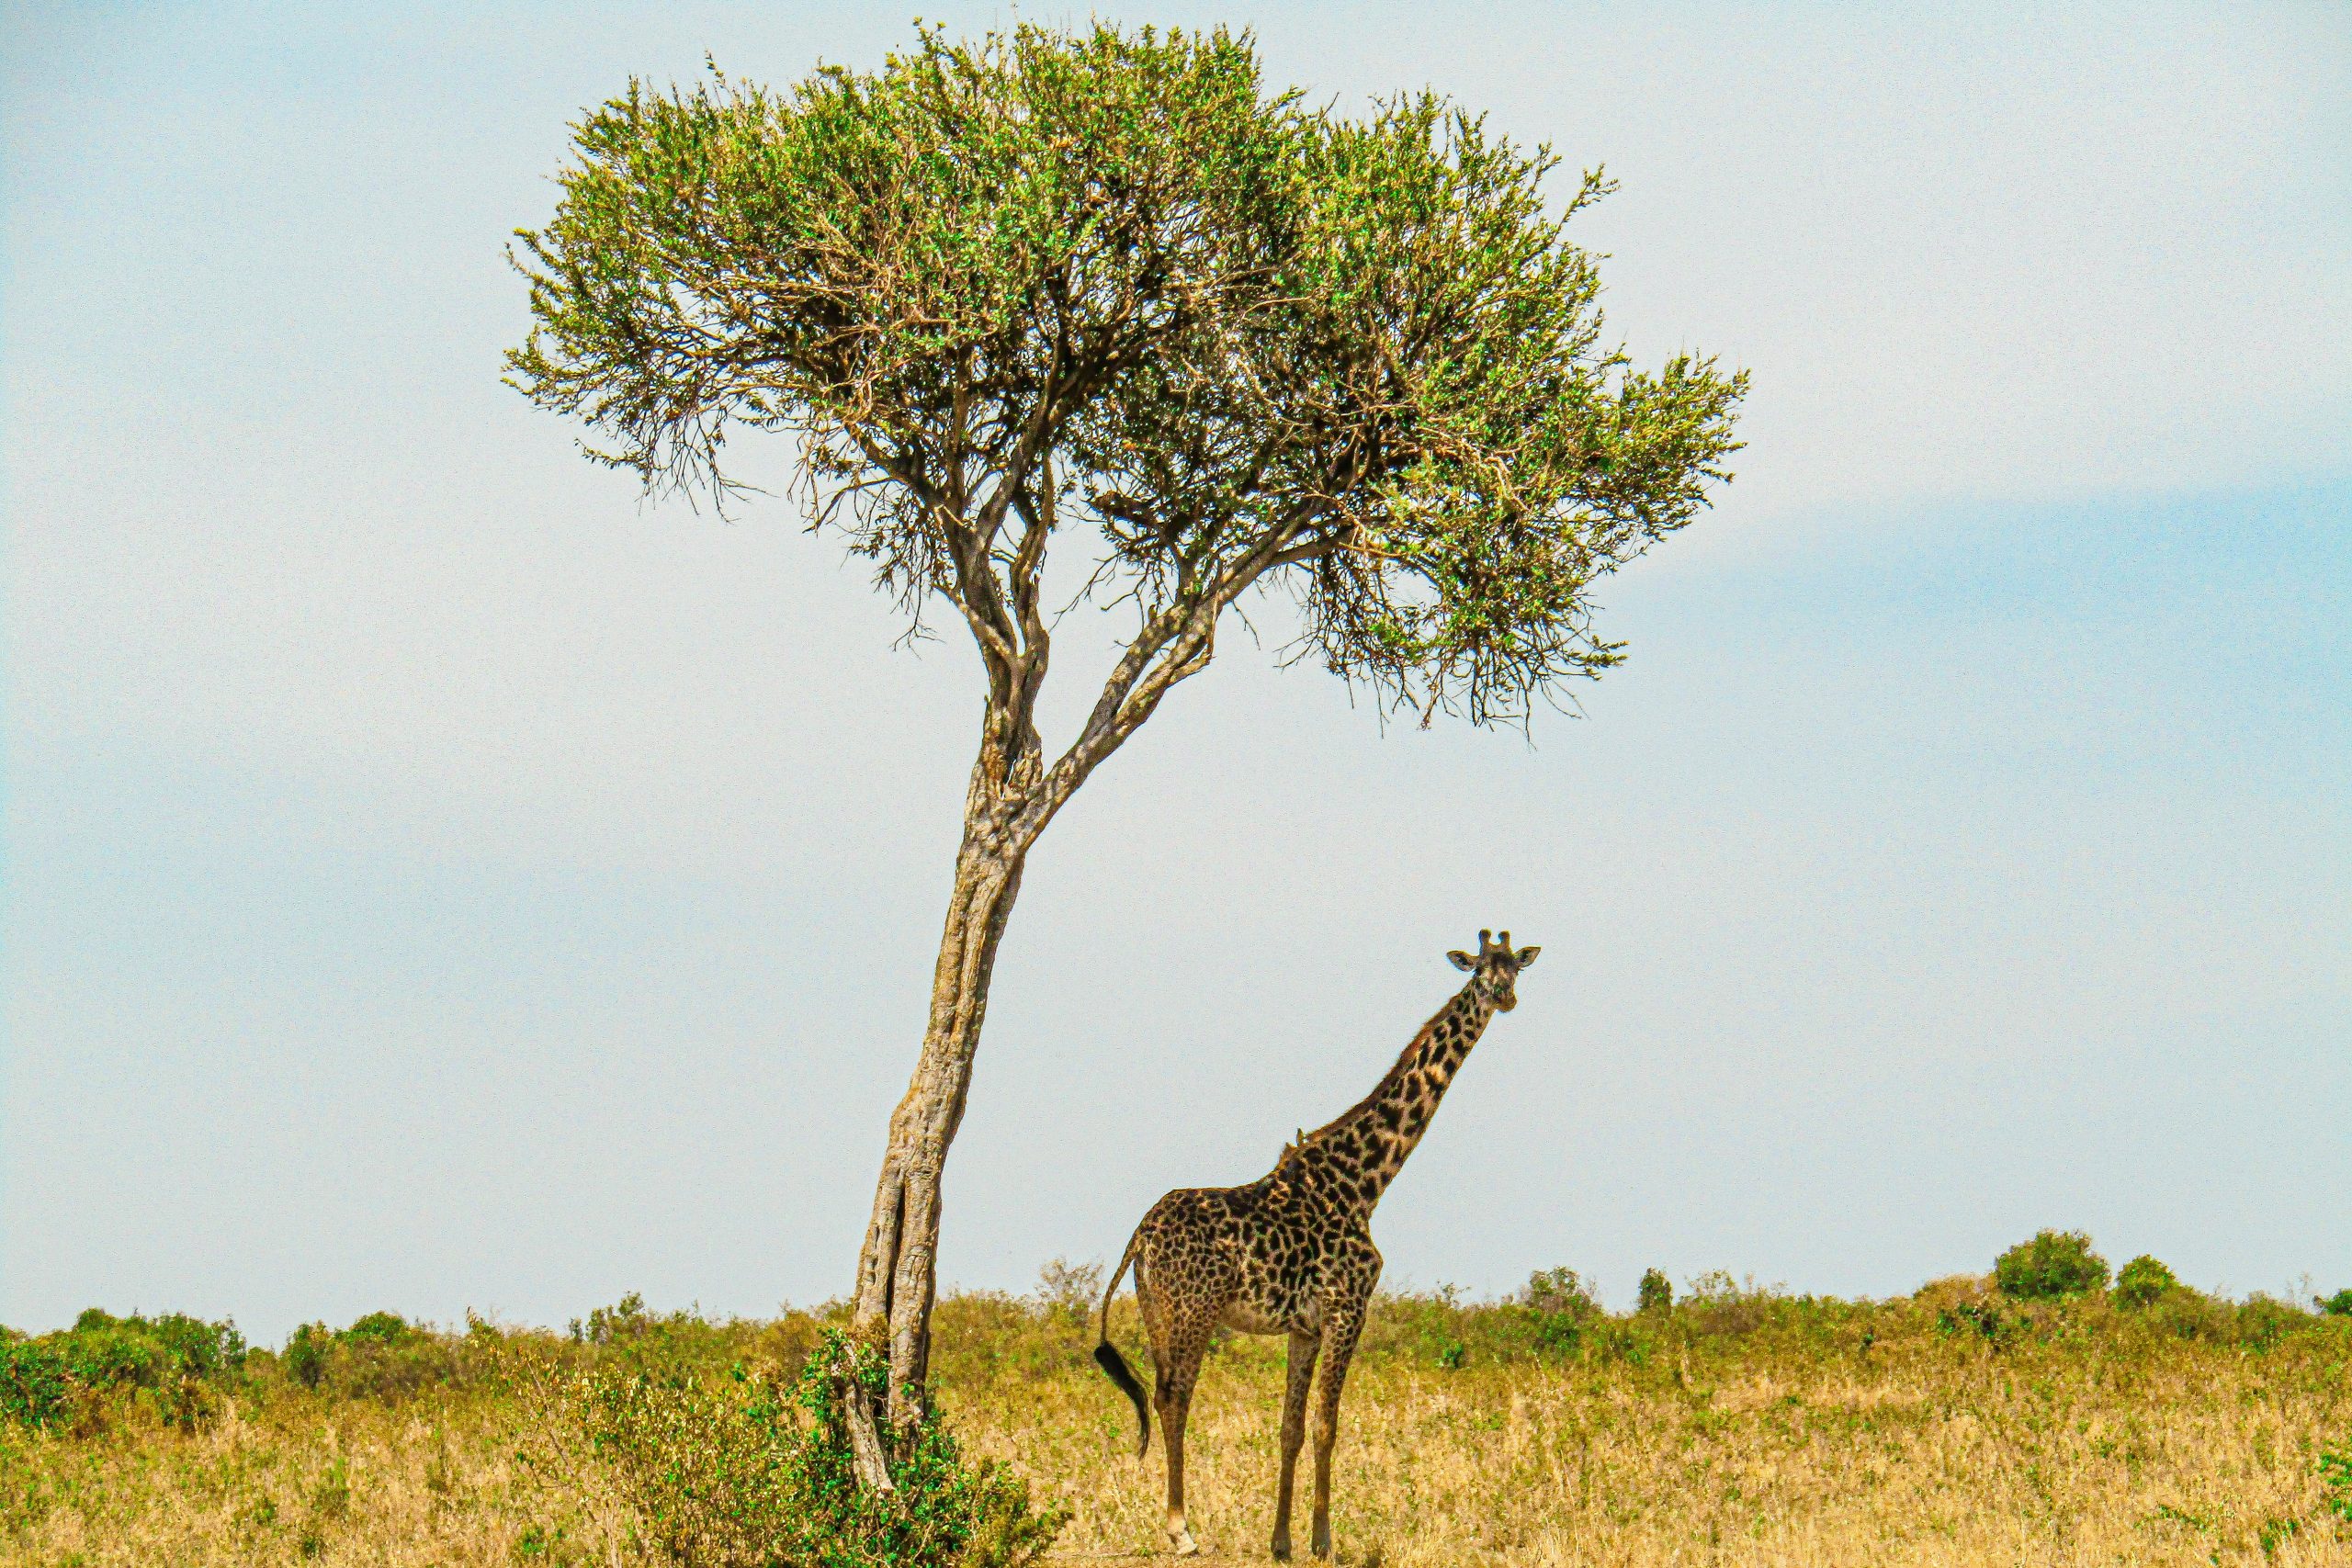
[1448,950,1476,971]
[1515,946,1541,968]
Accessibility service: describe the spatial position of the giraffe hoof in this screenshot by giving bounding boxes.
[1272,1539,1293,1562]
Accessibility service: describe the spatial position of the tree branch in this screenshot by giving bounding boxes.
[1010,496,1326,846]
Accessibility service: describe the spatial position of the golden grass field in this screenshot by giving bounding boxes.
[5,1274,2348,1567]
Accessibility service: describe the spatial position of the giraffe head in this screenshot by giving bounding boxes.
[1447,928,1541,1010]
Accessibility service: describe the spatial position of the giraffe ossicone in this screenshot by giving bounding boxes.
[1092,931,1541,1559]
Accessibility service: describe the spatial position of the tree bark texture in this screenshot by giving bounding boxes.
[843,705,1042,1484]
[854,843,1023,1393]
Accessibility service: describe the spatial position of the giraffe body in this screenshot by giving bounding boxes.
[1095,931,1540,1559]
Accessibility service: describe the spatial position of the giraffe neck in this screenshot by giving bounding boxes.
[1283,980,1498,1215]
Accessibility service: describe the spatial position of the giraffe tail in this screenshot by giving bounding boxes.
[1093,1228,1150,1458]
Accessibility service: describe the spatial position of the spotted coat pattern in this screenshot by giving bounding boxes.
[1093,931,1541,1558]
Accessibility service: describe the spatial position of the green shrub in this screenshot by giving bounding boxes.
[561,1292,764,1386]
[579,1330,1063,1567]
[286,1325,331,1389]
[62,1313,243,1393]
[1590,1322,1654,1366]
[1936,1302,2017,1348]
[263,1313,536,1404]
[2318,1289,2352,1318]
[338,1312,420,1348]
[57,1323,161,1390]
[2150,1286,2233,1342]
[574,1292,657,1346]
[2113,1255,2177,1310]
[1637,1269,1673,1314]
[1520,1268,1600,1352]
[1994,1230,2109,1300]
[151,1314,246,1382]
[0,1310,246,1429]
[2233,1294,2304,1352]
[0,1339,71,1428]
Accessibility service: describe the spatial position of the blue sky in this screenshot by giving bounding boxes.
[4,1,2346,1340]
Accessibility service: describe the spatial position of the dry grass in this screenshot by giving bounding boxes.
[5,1280,2348,1567]
[0,1380,633,1566]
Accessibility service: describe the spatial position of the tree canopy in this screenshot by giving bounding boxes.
[508,24,1744,766]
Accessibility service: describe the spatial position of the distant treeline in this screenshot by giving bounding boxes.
[7,1228,2347,1433]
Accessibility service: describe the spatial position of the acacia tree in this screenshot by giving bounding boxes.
[508,23,1743,1484]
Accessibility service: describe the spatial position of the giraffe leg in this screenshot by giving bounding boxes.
[1154,1337,1207,1555]
[1271,1327,1319,1561]
[1309,1303,1366,1560]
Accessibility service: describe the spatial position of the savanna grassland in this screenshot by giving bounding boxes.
[6,1264,2349,1568]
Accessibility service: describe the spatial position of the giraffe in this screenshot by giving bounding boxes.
[1092,930,1541,1559]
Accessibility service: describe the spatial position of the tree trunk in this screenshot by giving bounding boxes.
[843,717,1037,1486]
